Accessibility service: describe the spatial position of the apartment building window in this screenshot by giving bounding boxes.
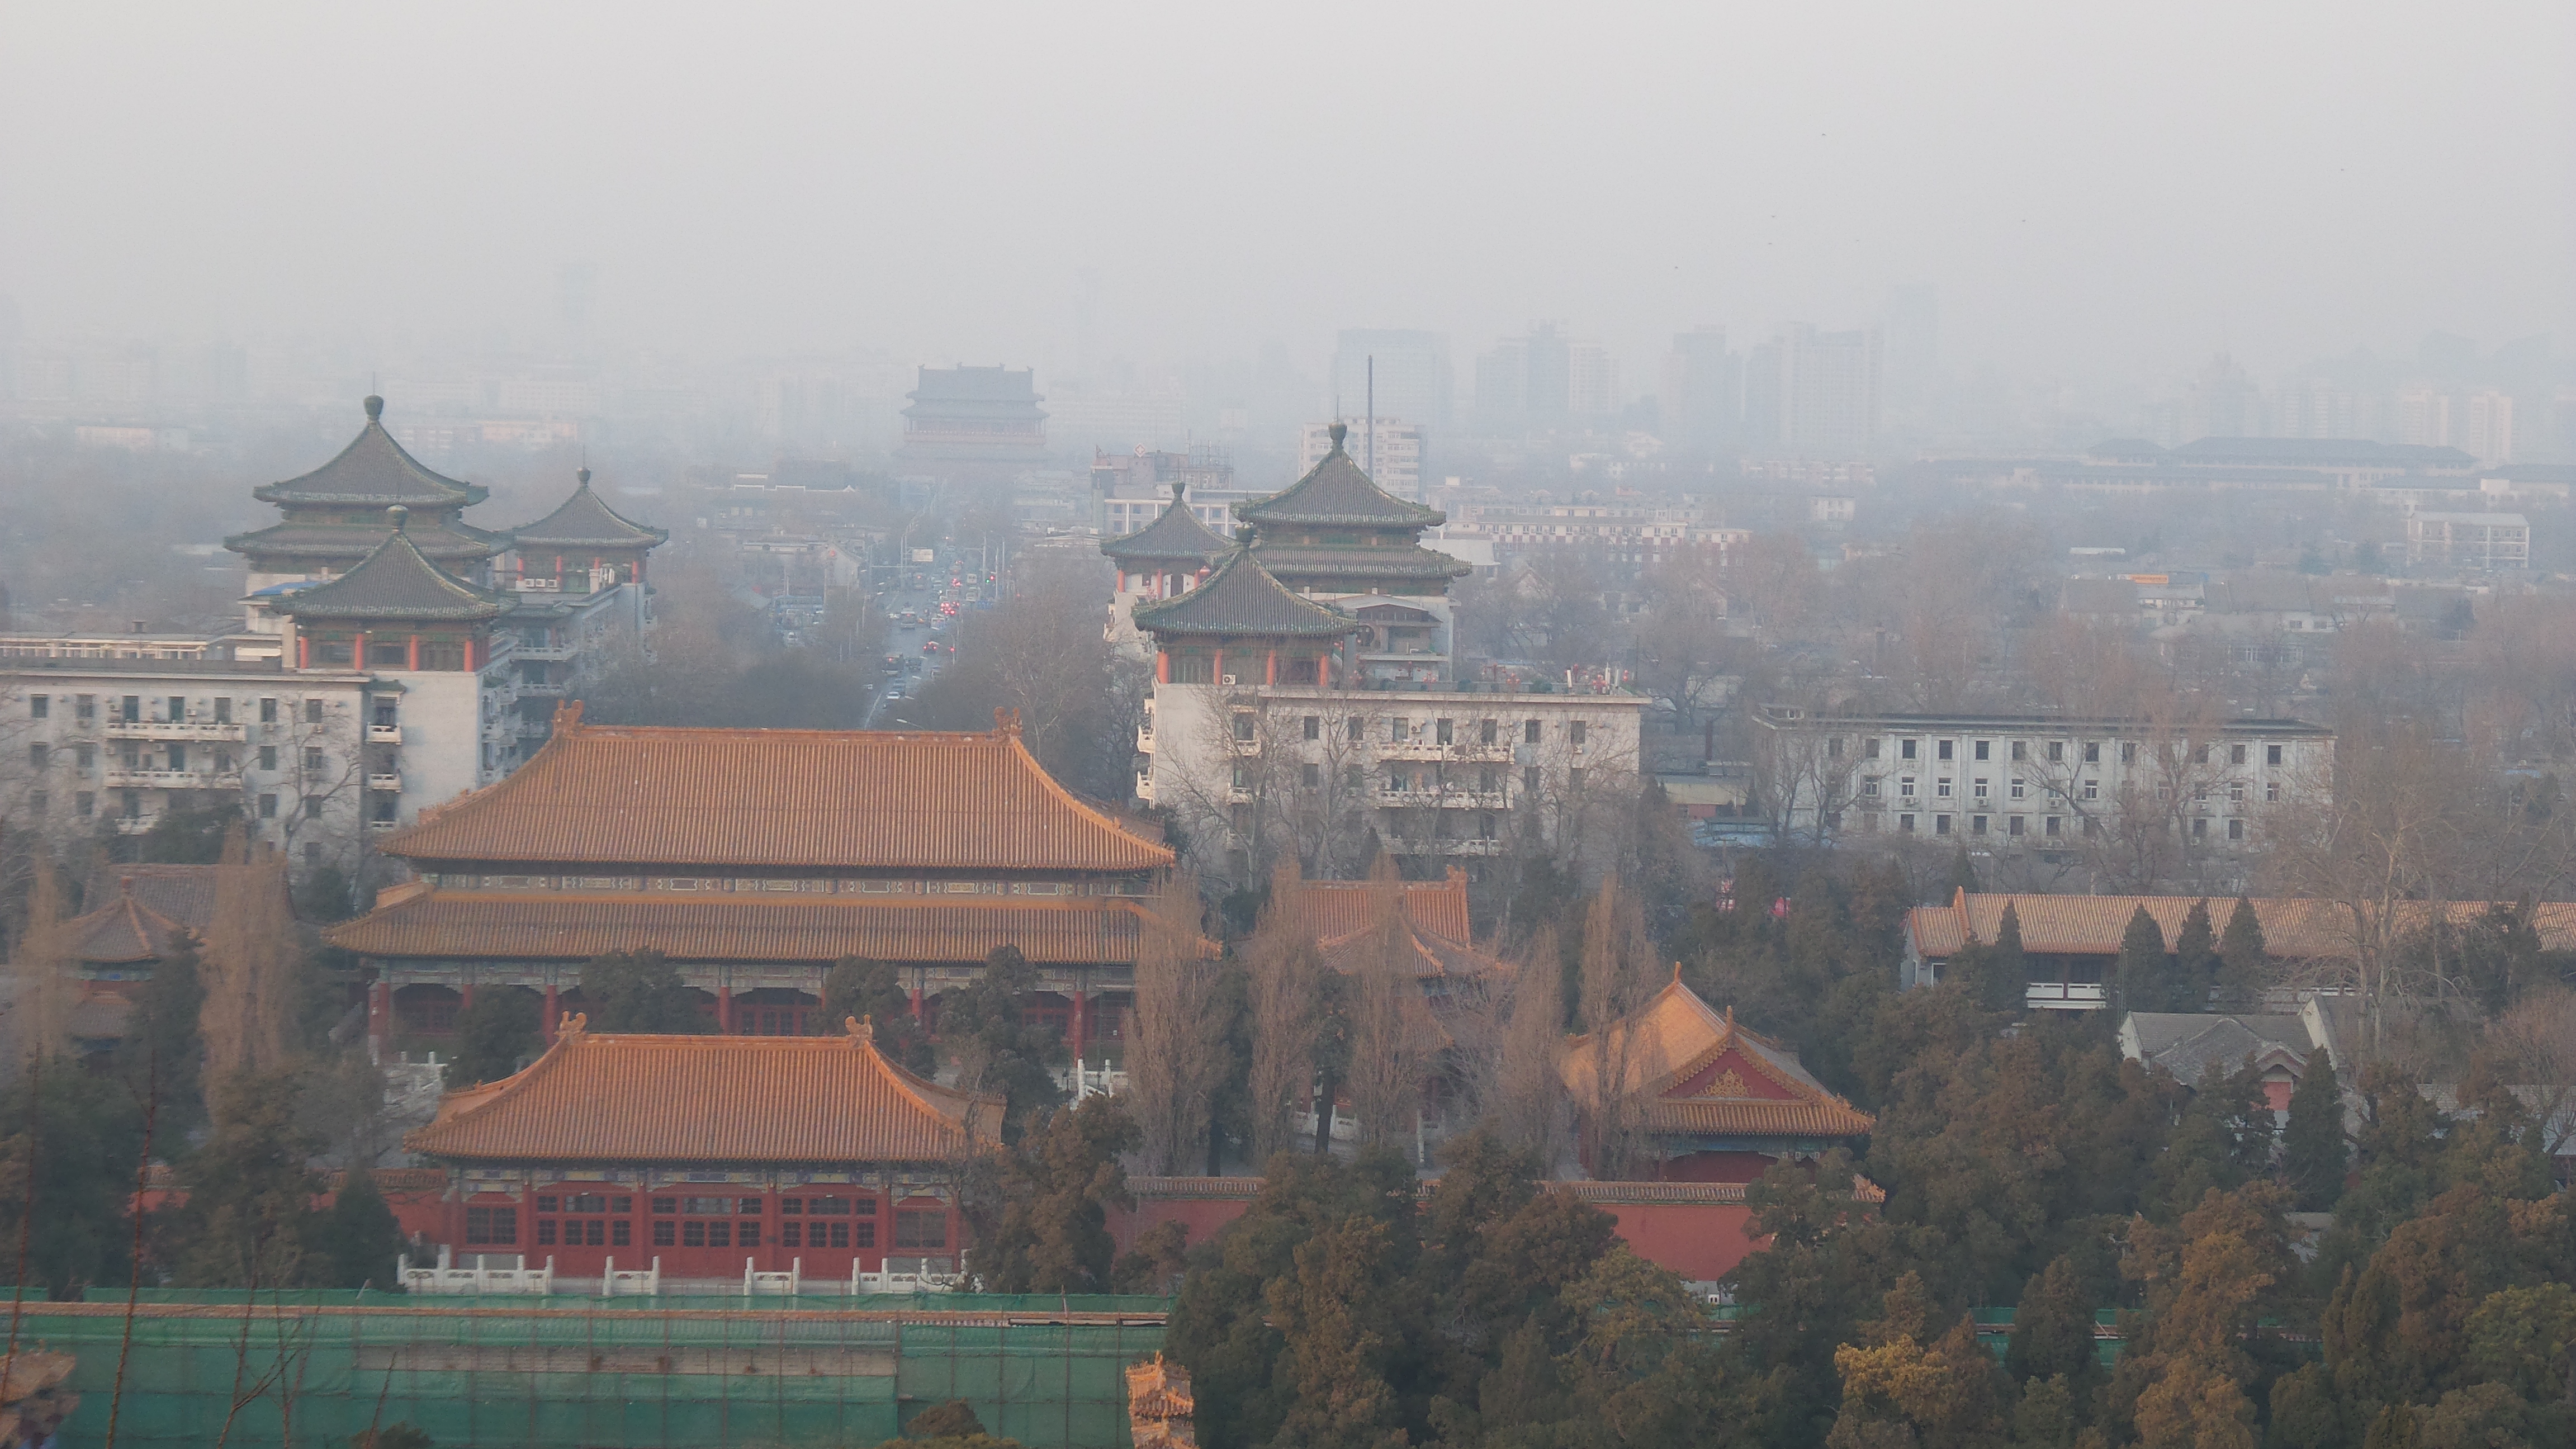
[304,747,324,772]
[1864,737,1881,759]
[1898,813,1916,833]
[1480,718,1498,745]
[1301,763,1320,788]
[1233,764,1255,791]
[1526,719,1542,744]
[1936,779,1952,798]
[2008,816,2025,836]
[1862,779,1880,797]
[1569,768,1585,792]
[2082,780,2099,801]
[1938,740,1955,761]
[74,695,94,723]
[75,745,92,770]
[27,743,47,769]
[2083,742,2099,764]
[1970,815,1988,834]
[2191,818,2207,839]
[2266,744,2283,765]
[2266,782,2280,802]
[2045,816,2061,836]
[1972,778,1988,799]
[1934,815,1952,834]
[1302,716,1319,741]
[1899,776,1915,797]
[1570,721,1587,746]
[2010,778,2026,799]
[2010,740,2026,761]
[2228,818,2245,840]
[1901,739,1918,760]
[1347,717,1365,743]
[121,696,141,723]
[27,695,45,720]
[2120,742,2137,764]
[2083,819,2101,837]
[166,697,186,722]
[2049,741,2065,763]
[1973,740,1990,761]
[258,794,277,819]
[259,697,277,723]
[2193,745,2211,765]
[1232,714,1254,743]
[259,746,277,770]
[1524,767,1542,794]
[214,698,231,724]
[1344,765,1363,789]
[2229,743,2247,765]
[305,699,324,724]
[1389,718,1409,744]
[305,797,324,820]
[2230,780,2246,803]
[1827,736,1843,759]
[1435,718,1453,745]
[74,792,93,818]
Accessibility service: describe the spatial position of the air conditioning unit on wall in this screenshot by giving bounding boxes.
[1220,674,1238,685]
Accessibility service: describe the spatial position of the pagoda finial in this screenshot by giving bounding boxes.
[577,465,592,486]
[387,504,409,531]
[1171,477,1186,503]
[1234,524,1254,548]
[1328,420,1348,451]
[364,394,384,420]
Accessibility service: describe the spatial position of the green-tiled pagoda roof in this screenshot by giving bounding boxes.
[1252,542,1471,584]
[1131,548,1357,640]
[1234,424,1445,529]
[509,468,669,551]
[225,515,505,564]
[253,396,491,508]
[1101,487,1229,565]
[275,512,516,624]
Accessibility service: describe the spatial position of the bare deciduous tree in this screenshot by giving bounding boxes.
[1486,924,1566,1170]
[1244,862,1325,1163]
[1125,870,1227,1175]
[199,829,300,1095]
[1342,858,1440,1156]
[1574,874,1659,1181]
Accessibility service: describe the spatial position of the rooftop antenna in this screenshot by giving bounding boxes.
[1366,354,1375,482]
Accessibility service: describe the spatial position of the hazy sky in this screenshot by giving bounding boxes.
[6,1,2570,385]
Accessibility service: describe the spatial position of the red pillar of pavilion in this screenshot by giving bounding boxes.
[541,983,560,1043]
[717,985,735,1033]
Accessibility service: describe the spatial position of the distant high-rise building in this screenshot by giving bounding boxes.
[1568,343,1622,420]
[2403,386,2515,462]
[1331,330,1452,433]
[1474,323,1578,434]
[1744,324,1880,456]
[1660,326,1741,454]
[1879,284,1939,414]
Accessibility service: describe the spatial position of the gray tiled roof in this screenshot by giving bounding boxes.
[253,397,491,507]
[1100,491,1230,564]
[1235,428,1445,528]
[275,517,515,624]
[509,470,668,550]
[1131,548,1358,640]
[226,515,504,564]
[1253,541,1471,583]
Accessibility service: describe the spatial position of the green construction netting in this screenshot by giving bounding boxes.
[6,1291,1166,1448]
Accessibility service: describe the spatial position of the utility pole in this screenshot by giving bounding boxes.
[1366,354,1375,479]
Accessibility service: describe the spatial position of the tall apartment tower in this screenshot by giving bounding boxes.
[1744,324,1881,456]
[1331,330,1452,433]
[1660,326,1741,455]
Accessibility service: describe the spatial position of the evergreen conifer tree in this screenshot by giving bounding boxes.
[2171,899,2219,1012]
[2215,897,2270,1008]
[2114,906,2175,1013]
[2283,1058,2347,1211]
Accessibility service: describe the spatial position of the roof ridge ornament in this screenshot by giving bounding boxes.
[1328,420,1348,451]
[388,504,409,532]
[847,1014,874,1044]
[559,1011,586,1037]
[552,698,585,733]
[994,707,1022,737]
[364,394,384,420]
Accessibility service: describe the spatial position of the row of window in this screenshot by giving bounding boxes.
[27,742,332,773]
[1834,736,2290,767]
[1243,716,1586,747]
[1238,763,1581,797]
[1861,813,2251,840]
[470,1202,948,1249]
[1862,776,2281,804]
[27,694,329,725]
[15,789,332,821]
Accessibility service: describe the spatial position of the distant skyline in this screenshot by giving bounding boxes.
[4,2,2570,394]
